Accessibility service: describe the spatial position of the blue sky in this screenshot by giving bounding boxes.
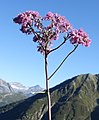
[0,0,99,88]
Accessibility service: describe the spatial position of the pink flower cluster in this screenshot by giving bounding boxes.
[13,11,40,34]
[70,29,91,47]
[13,10,91,54]
[44,12,72,33]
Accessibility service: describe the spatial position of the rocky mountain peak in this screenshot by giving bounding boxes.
[0,79,14,93]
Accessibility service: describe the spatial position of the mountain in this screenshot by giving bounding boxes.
[10,82,44,96]
[0,79,26,107]
[10,82,28,92]
[28,85,44,94]
[0,79,14,93]
[0,73,99,120]
[0,79,43,107]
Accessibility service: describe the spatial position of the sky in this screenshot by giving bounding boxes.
[0,0,99,88]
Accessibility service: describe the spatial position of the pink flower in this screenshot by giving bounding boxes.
[44,12,72,34]
[44,12,54,20]
[13,11,40,34]
[70,29,91,47]
[26,11,39,18]
[13,11,91,54]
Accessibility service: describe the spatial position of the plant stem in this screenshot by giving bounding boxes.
[48,44,79,80]
[45,51,51,120]
[49,35,70,54]
[49,39,66,53]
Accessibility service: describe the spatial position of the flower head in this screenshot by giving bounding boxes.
[70,29,91,47]
[13,11,40,34]
[44,12,72,33]
[13,11,91,54]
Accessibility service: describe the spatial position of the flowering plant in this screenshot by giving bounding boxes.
[13,11,91,54]
[13,11,91,120]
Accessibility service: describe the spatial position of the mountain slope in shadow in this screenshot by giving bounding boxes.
[0,73,99,120]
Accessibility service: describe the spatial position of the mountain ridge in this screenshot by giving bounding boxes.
[0,79,43,107]
[0,73,99,120]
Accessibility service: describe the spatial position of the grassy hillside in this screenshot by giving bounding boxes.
[0,74,99,120]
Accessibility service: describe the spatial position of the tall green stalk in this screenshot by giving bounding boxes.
[45,48,51,120]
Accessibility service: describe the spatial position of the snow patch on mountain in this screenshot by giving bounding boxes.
[10,82,28,91]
